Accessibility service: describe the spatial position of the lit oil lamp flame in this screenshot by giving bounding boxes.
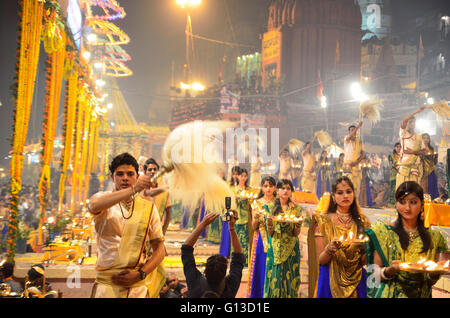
[417,258,426,265]
[349,232,354,240]
[444,260,450,269]
[339,235,344,242]
[424,260,438,271]
[400,263,409,269]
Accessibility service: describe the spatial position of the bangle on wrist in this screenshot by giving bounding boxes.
[325,245,335,256]
[229,227,236,231]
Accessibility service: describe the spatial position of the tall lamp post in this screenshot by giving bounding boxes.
[176,0,202,85]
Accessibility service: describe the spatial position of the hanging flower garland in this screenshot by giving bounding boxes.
[71,82,87,214]
[58,69,78,213]
[38,32,66,247]
[91,119,100,175]
[77,96,93,205]
[7,0,45,262]
[84,116,99,203]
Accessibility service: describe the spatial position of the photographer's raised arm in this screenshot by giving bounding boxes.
[184,213,220,247]
[228,210,242,254]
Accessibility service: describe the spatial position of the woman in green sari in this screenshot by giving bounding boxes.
[264,179,303,298]
[365,181,448,298]
[233,168,252,266]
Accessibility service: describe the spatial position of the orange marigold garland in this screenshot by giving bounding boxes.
[38,38,66,247]
[71,83,87,214]
[7,0,44,262]
[58,70,78,213]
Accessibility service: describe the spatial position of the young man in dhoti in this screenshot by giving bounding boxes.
[396,106,427,190]
[343,121,364,198]
[142,158,172,235]
[88,153,165,298]
[301,141,317,192]
[140,157,173,298]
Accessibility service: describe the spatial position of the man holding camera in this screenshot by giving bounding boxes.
[181,209,245,298]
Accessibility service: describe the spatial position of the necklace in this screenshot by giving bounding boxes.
[336,211,353,225]
[119,199,135,220]
[404,227,419,242]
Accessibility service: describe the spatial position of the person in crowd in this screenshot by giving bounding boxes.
[301,141,317,193]
[24,264,56,298]
[159,281,178,298]
[229,166,241,187]
[0,261,23,294]
[87,153,165,298]
[142,158,172,235]
[343,121,364,198]
[365,181,448,298]
[181,210,245,298]
[396,106,428,190]
[316,150,331,199]
[166,273,187,298]
[232,168,252,266]
[264,179,303,298]
[381,154,390,183]
[420,133,439,199]
[308,176,371,298]
[388,143,402,206]
[247,176,277,298]
[359,154,373,207]
[333,153,345,184]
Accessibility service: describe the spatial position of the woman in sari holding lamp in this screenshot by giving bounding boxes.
[264,179,303,298]
[308,176,371,298]
[247,176,277,298]
[232,168,254,266]
[365,181,448,298]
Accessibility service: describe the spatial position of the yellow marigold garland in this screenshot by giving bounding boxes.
[38,39,66,247]
[58,69,78,213]
[7,0,44,262]
[78,97,93,205]
[71,83,87,213]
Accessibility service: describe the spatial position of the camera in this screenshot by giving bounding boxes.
[223,197,233,222]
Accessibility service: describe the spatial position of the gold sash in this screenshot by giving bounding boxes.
[154,191,169,219]
[95,197,156,298]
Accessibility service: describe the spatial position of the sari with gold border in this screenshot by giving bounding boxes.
[93,196,164,298]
